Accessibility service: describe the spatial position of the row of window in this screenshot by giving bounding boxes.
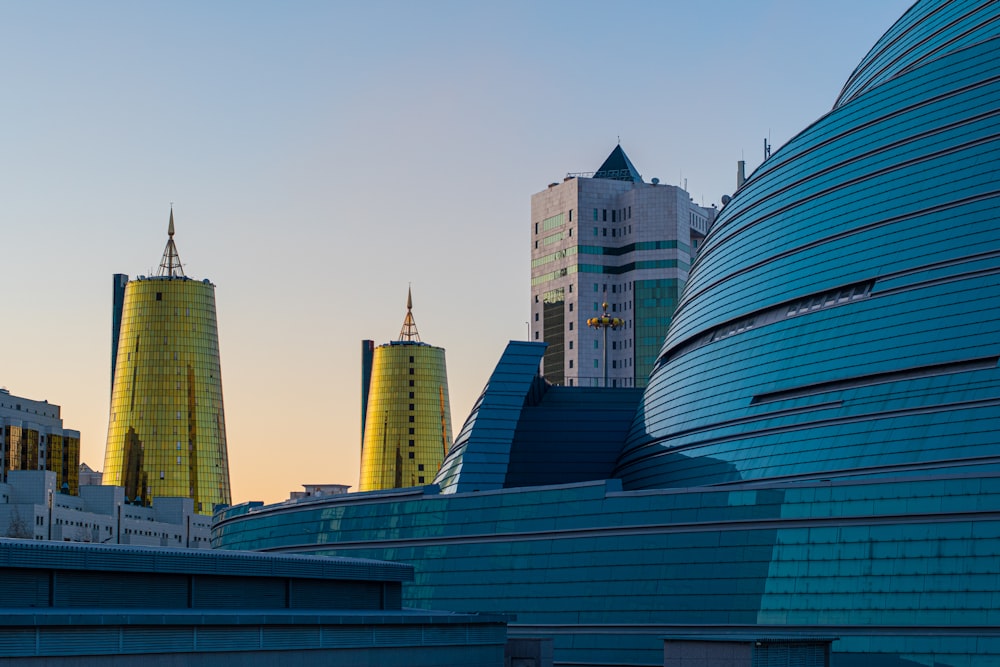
[593,225,632,238]
[592,206,632,222]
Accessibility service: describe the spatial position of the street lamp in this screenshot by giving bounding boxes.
[587,302,624,387]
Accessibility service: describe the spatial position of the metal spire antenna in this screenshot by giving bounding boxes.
[398,286,421,342]
[156,207,186,278]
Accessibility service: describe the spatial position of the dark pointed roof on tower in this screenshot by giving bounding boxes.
[156,208,186,278]
[398,287,421,342]
[593,144,642,183]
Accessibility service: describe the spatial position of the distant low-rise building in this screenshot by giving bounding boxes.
[79,461,102,486]
[0,388,80,494]
[0,469,211,547]
[288,483,350,501]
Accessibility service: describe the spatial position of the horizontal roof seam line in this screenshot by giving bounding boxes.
[665,188,1000,343]
[258,510,1000,554]
[616,398,1000,471]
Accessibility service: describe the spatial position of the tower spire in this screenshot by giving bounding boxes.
[398,286,421,342]
[157,207,186,278]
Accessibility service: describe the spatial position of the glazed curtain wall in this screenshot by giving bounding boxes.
[214,474,1000,667]
[360,343,452,492]
[617,1,1000,490]
[104,277,230,514]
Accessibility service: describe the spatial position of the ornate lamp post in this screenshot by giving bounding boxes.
[587,302,624,387]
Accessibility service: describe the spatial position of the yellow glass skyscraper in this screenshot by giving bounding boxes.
[360,290,452,491]
[103,211,230,514]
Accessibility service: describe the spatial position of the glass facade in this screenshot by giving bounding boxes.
[359,342,452,492]
[216,3,1000,665]
[616,0,1000,492]
[1,392,82,495]
[216,473,1000,667]
[632,278,680,382]
[541,287,565,384]
[46,433,80,495]
[104,277,230,514]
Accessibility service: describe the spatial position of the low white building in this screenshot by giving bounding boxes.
[0,469,211,547]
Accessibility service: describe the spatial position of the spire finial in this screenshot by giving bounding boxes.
[398,286,421,342]
[157,207,186,278]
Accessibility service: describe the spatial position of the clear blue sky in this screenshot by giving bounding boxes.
[0,0,914,504]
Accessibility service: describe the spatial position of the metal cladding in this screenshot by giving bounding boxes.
[103,214,231,514]
[359,292,453,492]
[616,0,1000,490]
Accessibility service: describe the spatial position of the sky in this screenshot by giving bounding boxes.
[0,0,914,506]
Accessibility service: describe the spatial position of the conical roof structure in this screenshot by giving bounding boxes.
[593,144,642,183]
[398,287,421,342]
[156,208,186,277]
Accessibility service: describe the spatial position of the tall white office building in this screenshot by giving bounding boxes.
[530,145,716,387]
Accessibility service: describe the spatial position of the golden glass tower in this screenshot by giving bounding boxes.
[360,290,453,492]
[103,210,231,514]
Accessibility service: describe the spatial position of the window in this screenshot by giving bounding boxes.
[569,360,574,369]
[569,303,574,312]
[534,331,539,340]
[535,222,539,234]
[568,209,573,222]
[535,295,539,303]
[594,359,599,368]
[612,210,616,223]
[408,416,414,423]
[603,228,607,236]
[409,428,414,434]
[569,322,574,330]
[409,439,415,446]
[534,312,539,321]
[156,293,162,301]
[603,209,607,221]
[408,452,414,459]
[409,368,414,375]
[569,340,574,350]
[409,404,414,410]
[409,392,414,399]
[418,476,425,483]
[409,356,414,363]
[409,380,414,387]
[418,464,425,471]
[569,285,573,293]
[593,208,598,221]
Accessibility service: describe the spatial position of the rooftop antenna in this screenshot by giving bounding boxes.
[398,285,421,342]
[156,206,186,278]
[764,136,772,161]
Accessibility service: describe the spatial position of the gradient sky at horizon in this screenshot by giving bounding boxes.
[1,1,913,505]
